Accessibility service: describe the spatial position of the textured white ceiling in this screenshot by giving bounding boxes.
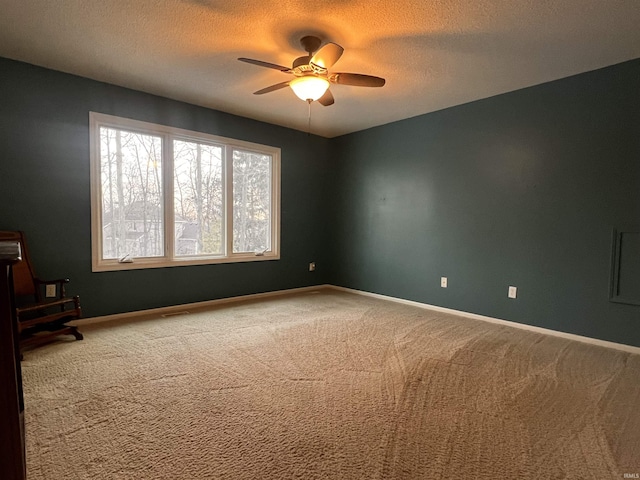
[1,0,639,137]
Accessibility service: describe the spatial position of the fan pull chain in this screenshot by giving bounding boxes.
[307,99,312,136]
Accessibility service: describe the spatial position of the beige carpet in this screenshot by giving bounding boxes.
[22,289,640,479]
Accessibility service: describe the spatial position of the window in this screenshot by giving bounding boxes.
[90,112,280,271]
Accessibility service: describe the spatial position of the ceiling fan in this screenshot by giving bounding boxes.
[238,35,385,106]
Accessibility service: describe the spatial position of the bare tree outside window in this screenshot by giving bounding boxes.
[174,140,224,256]
[233,150,271,253]
[99,127,163,259]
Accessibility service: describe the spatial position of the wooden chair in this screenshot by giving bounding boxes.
[0,231,83,354]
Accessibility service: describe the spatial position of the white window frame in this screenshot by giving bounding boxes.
[89,112,280,272]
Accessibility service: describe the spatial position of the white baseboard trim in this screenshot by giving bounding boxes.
[328,285,640,355]
[71,283,639,355]
[71,285,331,327]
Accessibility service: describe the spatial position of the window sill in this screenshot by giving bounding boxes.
[92,253,280,272]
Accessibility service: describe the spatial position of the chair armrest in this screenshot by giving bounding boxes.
[16,296,82,331]
[16,296,79,314]
[34,278,70,285]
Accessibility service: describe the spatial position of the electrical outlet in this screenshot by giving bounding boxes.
[46,284,56,298]
[440,277,448,288]
[508,286,517,299]
[309,262,316,272]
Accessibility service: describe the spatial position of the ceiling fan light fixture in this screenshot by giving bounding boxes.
[239,36,385,107]
[290,76,330,102]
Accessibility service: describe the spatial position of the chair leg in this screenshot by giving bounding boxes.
[70,326,83,341]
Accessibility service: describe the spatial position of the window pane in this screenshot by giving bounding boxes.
[99,127,164,259]
[91,112,280,271]
[174,140,224,256]
[232,150,271,253]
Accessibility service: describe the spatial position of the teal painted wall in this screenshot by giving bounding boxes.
[1,55,639,346]
[329,59,640,346]
[0,58,331,317]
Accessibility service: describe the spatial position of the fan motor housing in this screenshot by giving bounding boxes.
[292,56,312,69]
[300,35,322,54]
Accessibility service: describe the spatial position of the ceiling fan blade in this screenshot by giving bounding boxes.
[318,89,335,106]
[253,81,290,95]
[329,73,385,87]
[238,58,292,73]
[310,43,344,70]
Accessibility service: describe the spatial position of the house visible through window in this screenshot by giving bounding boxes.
[90,112,280,271]
[173,139,223,257]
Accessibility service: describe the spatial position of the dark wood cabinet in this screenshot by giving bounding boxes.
[0,241,27,480]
